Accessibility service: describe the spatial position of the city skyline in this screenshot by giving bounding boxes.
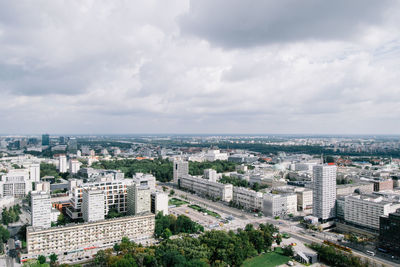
[1,1,400,134]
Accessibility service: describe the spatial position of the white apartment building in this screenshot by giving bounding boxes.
[151,191,169,215]
[66,177,133,219]
[31,191,51,228]
[29,163,40,182]
[82,188,105,222]
[127,184,151,215]
[344,194,400,230]
[205,149,228,161]
[263,193,297,217]
[133,173,156,191]
[0,169,32,198]
[232,186,263,211]
[296,188,313,212]
[313,164,337,221]
[69,159,80,174]
[25,214,155,258]
[204,169,218,182]
[58,155,67,173]
[173,160,189,183]
[179,175,233,202]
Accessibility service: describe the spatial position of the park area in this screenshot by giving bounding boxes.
[168,198,189,207]
[242,248,291,267]
[188,204,221,218]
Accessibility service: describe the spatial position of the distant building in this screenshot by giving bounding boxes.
[127,183,151,215]
[35,182,50,193]
[29,164,40,182]
[58,155,67,173]
[31,191,51,228]
[151,191,168,215]
[69,159,80,174]
[373,179,393,192]
[206,150,228,161]
[42,134,50,146]
[379,209,400,255]
[204,169,218,182]
[173,160,189,184]
[336,182,374,196]
[313,164,337,221]
[82,188,105,222]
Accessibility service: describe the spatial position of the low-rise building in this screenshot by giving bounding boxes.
[344,194,400,231]
[133,173,156,191]
[232,186,263,211]
[336,182,374,196]
[0,169,32,198]
[178,175,233,202]
[25,213,155,258]
[263,193,297,217]
[373,179,393,192]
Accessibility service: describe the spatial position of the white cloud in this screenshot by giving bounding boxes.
[0,0,400,134]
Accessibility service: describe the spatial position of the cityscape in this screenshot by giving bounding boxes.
[1,134,400,266]
[1,1,400,267]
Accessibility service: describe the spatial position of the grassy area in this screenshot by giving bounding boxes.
[168,198,189,207]
[242,248,291,267]
[188,204,221,218]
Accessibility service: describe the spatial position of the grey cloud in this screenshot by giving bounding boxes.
[180,0,396,48]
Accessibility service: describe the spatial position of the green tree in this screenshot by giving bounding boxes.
[49,253,58,266]
[162,228,172,240]
[282,245,294,256]
[37,255,46,264]
[276,234,282,245]
[0,224,10,243]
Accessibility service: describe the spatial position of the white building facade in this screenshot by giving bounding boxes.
[31,191,51,228]
[313,164,337,220]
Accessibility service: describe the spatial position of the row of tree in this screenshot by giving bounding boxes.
[219,175,268,192]
[188,160,237,176]
[91,158,173,182]
[0,224,10,253]
[94,222,280,267]
[309,242,369,267]
[1,205,22,225]
[154,212,204,239]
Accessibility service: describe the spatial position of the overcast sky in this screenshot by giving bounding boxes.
[1,0,400,135]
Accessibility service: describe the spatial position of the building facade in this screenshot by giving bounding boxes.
[263,193,297,217]
[0,169,32,198]
[151,191,168,215]
[379,209,400,255]
[31,191,51,228]
[127,184,151,215]
[82,188,105,222]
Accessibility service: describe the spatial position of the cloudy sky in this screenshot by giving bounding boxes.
[1,0,400,135]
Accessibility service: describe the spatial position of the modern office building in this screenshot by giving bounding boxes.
[58,155,67,173]
[151,191,169,215]
[344,194,400,231]
[127,183,151,215]
[82,188,105,222]
[41,134,50,146]
[379,209,400,255]
[66,177,133,219]
[25,213,155,258]
[69,159,80,174]
[173,160,189,184]
[232,186,263,211]
[178,174,233,202]
[313,164,337,221]
[31,191,51,228]
[263,193,297,217]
